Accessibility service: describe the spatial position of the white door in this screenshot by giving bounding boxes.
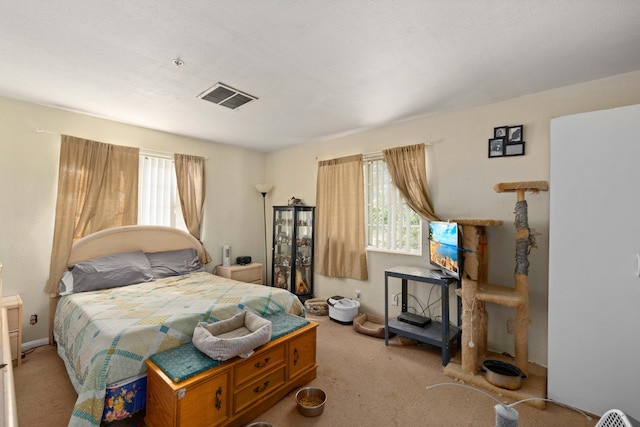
[548,104,640,419]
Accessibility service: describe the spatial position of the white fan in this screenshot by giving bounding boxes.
[596,409,635,427]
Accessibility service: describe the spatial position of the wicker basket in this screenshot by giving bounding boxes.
[304,298,328,316]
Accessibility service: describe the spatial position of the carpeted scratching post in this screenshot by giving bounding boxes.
[452,181,548,377]
[450,219,503,374]
[493,180,548,374]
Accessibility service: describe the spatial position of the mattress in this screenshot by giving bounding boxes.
[53,271,305,426]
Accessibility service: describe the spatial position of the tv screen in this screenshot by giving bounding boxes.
[428,221,461,279]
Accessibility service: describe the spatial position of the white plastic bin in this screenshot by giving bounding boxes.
[327,296,360,324]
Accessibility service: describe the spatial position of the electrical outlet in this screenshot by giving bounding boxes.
[392,295,398,306]
[355,289,361,299]
[30,314,38,325]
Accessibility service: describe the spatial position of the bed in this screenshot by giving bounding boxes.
[52,226,305,427]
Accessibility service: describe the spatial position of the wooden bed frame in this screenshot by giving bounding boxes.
[49,225,206,344]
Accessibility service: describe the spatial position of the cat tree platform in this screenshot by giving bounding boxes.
[443,353,547,409]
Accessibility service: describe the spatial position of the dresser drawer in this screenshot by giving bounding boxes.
[215,263,263,284]
[8,332,18,361]
[2,295,21,333]
[229,265,262,284]
[233,366,286,414]
[177,371,230,427]
[289,326,317,380]
[6,309,19,333]
[146,362,230,427]
[234,343,286,388]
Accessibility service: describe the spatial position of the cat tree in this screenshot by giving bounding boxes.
[443,181,549,408]
[452,181,548,376]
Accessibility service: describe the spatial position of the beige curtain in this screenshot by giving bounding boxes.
[383,143,439,221]
[174,153,212,264]
[315,154,368,280]
[44,135,139,294]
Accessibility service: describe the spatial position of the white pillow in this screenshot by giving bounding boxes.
[59,270,75,296]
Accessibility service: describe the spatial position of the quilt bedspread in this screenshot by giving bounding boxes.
[53,271,305,427]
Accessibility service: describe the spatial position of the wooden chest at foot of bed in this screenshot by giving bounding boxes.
[145,321,317,427]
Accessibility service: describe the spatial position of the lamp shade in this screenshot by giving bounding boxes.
[255,184,273,195]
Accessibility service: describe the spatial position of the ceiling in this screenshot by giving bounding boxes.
[2,1,640,153]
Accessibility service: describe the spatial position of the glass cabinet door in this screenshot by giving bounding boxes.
[273,209,293,290]
[294,209,313,296]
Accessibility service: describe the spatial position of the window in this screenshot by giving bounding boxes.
[138,153,187,231]
[364,156,421,254]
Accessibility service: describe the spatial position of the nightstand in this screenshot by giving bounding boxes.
[2,295,22,367]
[215,263,263,285]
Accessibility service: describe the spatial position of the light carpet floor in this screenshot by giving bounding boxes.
[14,314,598,426]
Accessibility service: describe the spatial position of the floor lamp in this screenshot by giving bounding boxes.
[255,184,273,286]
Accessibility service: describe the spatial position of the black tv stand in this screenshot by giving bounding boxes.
[384,265,462,365]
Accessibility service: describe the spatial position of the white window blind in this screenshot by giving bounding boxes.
[364,156,421,254]
[138,153,187,231]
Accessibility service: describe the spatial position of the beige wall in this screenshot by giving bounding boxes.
[0,96,267,344]
[266,70,640,366]
[3,70,640,363]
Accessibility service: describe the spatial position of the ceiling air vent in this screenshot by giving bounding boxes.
[198,83,257,110]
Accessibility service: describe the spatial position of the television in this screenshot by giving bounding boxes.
[428,221,462,280]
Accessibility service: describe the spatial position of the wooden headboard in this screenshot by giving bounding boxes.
[50,225,207,344]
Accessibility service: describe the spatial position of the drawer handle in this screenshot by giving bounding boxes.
[214,386,223,410]
[254,356,271,369]
[293,348,300,366]
[253,381,270,394]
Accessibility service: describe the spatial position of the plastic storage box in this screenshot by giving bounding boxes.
[102,373,147,422]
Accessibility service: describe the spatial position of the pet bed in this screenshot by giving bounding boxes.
[192,310,272,361]
[352,312,386,338]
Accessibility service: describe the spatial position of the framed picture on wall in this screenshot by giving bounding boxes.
[494,126,508,138]
[488,138,504,157]
[508,125,523,143]
[505,142,525,156]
